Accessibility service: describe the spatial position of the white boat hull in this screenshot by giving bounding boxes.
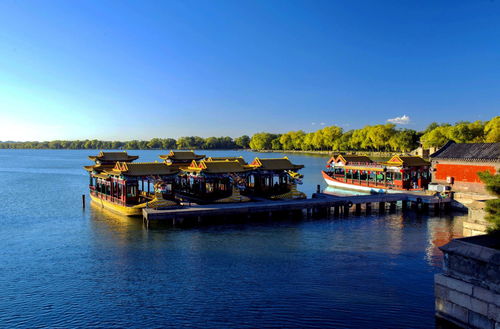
[322,171,403,194]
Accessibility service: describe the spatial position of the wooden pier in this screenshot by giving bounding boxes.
[142,193,451,227]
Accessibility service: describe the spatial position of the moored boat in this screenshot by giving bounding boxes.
[322,154,431,193]
[85,152,180,216]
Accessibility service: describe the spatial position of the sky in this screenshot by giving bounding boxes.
[0,0,499,141]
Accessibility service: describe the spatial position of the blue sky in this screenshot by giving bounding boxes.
[0,0,499,141]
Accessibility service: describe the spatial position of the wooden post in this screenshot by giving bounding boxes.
[334,206,339,217]
[343,204,349,217]
[389,202,396,212]
[82,194,85,208]
[366,203,372,214]
[402,200,408,210]
[355,203,361,214]
[379,202,385,213]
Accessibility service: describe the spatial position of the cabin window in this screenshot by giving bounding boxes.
[395,173,402,180]
[127,185,137,197]
[248,175,255,187]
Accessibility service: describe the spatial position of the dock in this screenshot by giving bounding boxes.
[142,193,451,227]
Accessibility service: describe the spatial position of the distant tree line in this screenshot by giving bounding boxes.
[1,116,498,152]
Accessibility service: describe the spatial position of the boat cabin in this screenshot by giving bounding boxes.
[382,155,431,190]
[178,160,250,203]
[247,157,305,198]
[89,161,179,206]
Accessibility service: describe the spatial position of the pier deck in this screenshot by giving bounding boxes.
[143,193,451,225]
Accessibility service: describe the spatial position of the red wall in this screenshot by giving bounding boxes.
[435,164,495,183]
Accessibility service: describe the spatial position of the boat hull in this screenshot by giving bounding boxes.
[90,194,143,216]
[321,171,403,194]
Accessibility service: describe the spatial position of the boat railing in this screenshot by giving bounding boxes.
[91,190,126,206]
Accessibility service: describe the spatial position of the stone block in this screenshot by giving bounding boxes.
[470,296,489,316]
[473,286,499,304]
[435,284,449,300]
[435,273,474,295]
[439,299,469,324]
[489,304,500,322]
[463,221,488,233]
[469,310,494,329]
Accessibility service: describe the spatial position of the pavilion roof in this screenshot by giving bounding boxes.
[383,155,430,167]
[88,151,139,162]
[430,141,500,161]
[106,162,179,176]
[185,160,249,174]
[83,163,115,172]
[206,156,247,165]
[336,154,373,164]
[250,157,304,171]
[159,150,205,161]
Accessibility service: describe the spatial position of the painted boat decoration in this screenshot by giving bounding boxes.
[322,154,431,194]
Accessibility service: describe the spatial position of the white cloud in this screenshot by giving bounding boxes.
[320,122,326,126]
[387,115,410,125]
[311,122,316,125]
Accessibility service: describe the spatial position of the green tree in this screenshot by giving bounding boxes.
[320,126,343,150]
[484,116,500,143]
[477,170,500,233]
[147,138,162,149]
[420,125,451,148]
[234,135,250,149]
[161,138,177,150]
[250,133,277,150]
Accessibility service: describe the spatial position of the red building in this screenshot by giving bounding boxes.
[430,141,500,195]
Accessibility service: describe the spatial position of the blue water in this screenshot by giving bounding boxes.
[0,149,464,328]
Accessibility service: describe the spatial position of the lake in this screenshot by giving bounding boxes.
[0,149,464,328]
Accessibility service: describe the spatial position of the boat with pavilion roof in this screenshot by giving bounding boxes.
[85,152,179,216]
[322,154,431,193]
[85,152,308,214]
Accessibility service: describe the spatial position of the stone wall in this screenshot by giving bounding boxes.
[435,235,500,328]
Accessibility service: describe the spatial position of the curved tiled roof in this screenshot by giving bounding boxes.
[337,155,373,164]
[206,156,247,165]
[430,141,500,161]
[108,162,179,176]
[88,151,138,162]
[185,160,248,173]
[159,150,205,161]
[250,157,304,170]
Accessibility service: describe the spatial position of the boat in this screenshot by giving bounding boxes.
[322,154,431,193]
[85,152,180,216]
[85,152,308,215]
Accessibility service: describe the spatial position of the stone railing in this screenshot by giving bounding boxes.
[435,235,500,328]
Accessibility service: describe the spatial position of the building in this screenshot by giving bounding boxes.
[430,141,500,194]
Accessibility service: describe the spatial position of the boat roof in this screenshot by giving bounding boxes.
[159,150,205,161]
[249,157,304,171]
[382,155,430,167]
[88,151,138,162]
[336,154,373,164]
[106,162,179,176]
[206,156,247,165]
[185,160,249,174]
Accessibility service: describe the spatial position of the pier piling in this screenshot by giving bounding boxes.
[82,194,85,209]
